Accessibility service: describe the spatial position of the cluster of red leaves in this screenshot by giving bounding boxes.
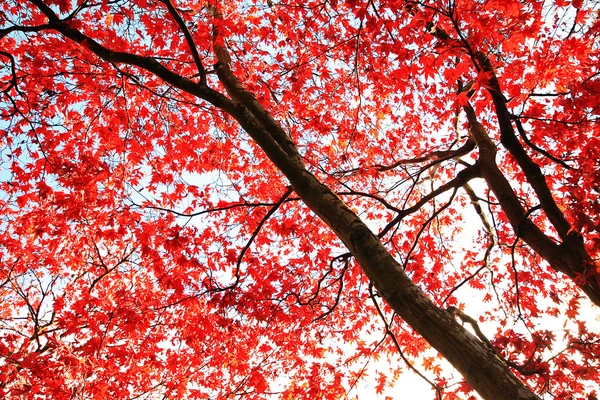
[1,0,600,398]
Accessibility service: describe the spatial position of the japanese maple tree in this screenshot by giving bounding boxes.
[1,0,599,398]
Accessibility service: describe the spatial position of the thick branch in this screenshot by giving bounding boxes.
[463,101,600,306]
[425,21,599,304]
[475,52,576,242]
[207,3,304,168]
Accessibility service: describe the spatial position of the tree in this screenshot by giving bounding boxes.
[0,0,599,398]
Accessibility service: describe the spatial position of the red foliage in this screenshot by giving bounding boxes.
[0,0,599,398]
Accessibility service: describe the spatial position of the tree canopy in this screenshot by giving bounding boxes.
[1,0,599,399]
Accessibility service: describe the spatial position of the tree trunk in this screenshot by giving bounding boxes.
[250,130,541,400]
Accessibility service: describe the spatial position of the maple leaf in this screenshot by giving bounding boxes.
[45,0,71,14]
[456,91,471,107]
[474,70,495,91]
